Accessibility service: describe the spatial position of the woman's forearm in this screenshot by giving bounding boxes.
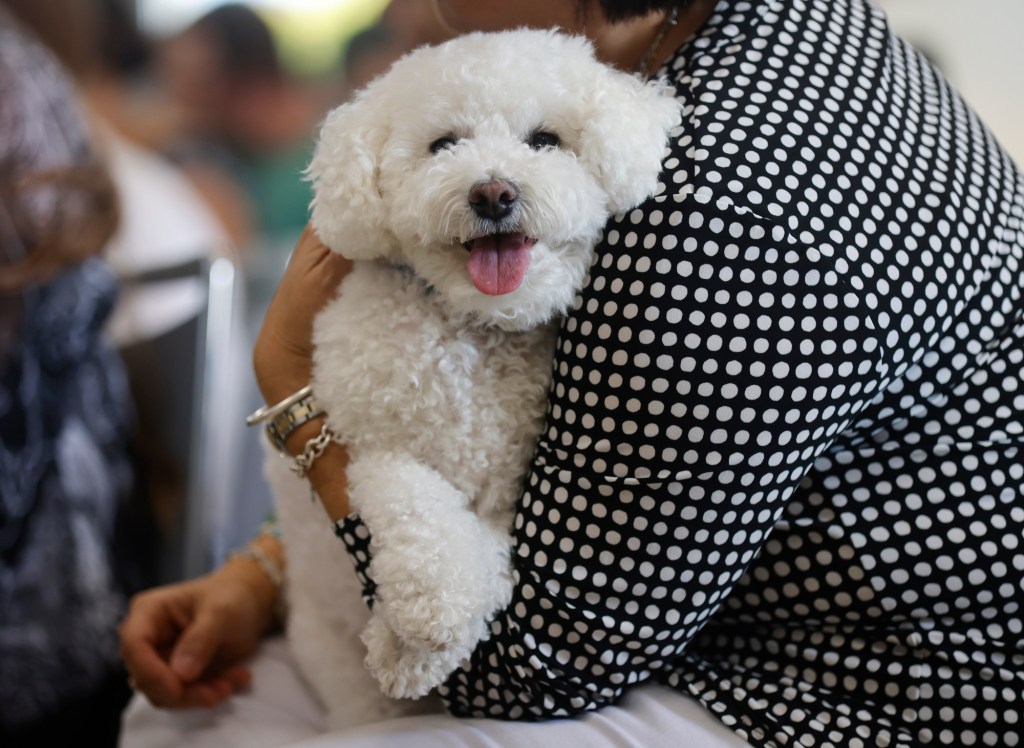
[252,226,355,522]
[280,416,351,522]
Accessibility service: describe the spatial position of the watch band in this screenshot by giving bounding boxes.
[265,392,325,454]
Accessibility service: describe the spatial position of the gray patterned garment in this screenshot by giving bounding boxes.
[339,1,1024,745]
[0,10,133,730]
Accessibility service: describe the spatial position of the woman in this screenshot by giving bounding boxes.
[120,1,1024,745]
[0,3,137,745]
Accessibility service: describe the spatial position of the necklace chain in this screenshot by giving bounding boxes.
[634,6,680,76]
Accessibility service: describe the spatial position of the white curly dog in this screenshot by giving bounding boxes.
[264,28,681,730]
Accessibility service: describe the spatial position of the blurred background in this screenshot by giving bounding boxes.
[0,0,1020,743]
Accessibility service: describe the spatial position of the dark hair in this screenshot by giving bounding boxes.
[97,0,151,76]
[0,0,99,75]
[191,3,281,81]
[342,23,395,73]
[592,0,698,22]
[1,0,150,78]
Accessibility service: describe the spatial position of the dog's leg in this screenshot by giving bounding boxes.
[348,450,513,698]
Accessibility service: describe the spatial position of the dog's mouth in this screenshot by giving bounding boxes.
[462,232,536,296]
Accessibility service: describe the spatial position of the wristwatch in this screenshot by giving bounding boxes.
[264,392,325,454]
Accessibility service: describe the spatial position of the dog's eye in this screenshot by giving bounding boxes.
[528,131,561,150]
[429,135,458,155]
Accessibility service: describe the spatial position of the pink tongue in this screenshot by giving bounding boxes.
[466,234,532,295]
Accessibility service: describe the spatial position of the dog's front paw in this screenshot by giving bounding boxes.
[362,613,402,678]
[363,615,429,699]
[362,610,475,699]
[374,640,469,700]
[383,589,480,655]
[374,541,511,656]
[397,644,470,699]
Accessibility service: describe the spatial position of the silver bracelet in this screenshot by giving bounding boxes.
[232,545,283,587]
[231,544,287,623]
[290,423,343,479]
[246,385,313,427]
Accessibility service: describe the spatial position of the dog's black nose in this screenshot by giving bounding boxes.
[469,179,518,220]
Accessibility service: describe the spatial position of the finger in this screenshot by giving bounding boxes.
[119,607,186,706]
[220,664,253,690]
[132,664,186,707]
[179,682,227,709]
[290,223,328,259]
[286,224,352,296]
[168,606,231,682]
[181,667,249,709]
[121,631,183,706]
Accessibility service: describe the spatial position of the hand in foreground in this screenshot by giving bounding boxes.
[253,224,353,405]
[118,559,277,709]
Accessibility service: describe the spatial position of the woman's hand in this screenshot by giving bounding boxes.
[118,555,278,709]
[253,224,353,405]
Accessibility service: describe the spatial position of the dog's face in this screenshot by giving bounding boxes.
[309,30,680,331]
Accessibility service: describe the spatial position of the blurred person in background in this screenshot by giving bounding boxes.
[336,0,451,100]
[6,0,242,579]
[81,0,241,566]
[335,22,402,100]
[79,0,234,348]
[0,1,137,745]
[379,0,450,52]
[156,3,325,250]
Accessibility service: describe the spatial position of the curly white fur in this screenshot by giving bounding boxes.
[269,29,680,730]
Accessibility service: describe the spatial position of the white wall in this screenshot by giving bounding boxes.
[875,0,1024,165]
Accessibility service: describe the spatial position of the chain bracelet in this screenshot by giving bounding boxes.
[290,423,341,479]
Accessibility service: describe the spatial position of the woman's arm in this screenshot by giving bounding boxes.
[252,225,354,521]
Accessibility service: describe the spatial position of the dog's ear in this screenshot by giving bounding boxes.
[306,90,396,260]
[578,69,682,215]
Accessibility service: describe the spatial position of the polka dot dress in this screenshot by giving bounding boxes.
[337,0,1024,744]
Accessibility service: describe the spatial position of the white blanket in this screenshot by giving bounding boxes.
[119,637,747,748]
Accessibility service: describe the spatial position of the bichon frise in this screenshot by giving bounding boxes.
[265,28,681,730]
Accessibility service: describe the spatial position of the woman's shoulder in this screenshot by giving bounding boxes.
[659,0,894,194]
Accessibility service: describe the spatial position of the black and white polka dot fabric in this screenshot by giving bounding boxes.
[337,0,1024,744]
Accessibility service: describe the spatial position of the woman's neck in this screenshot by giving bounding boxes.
[587,1,716,74]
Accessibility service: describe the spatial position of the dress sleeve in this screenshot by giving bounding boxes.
[433,190,887,719]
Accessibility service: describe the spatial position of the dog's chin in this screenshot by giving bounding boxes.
[447,283,571,333]
[407,237,586,332]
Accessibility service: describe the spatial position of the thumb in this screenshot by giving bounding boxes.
[169,610,223,682]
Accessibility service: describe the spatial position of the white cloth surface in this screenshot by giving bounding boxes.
[119,636,748,748]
